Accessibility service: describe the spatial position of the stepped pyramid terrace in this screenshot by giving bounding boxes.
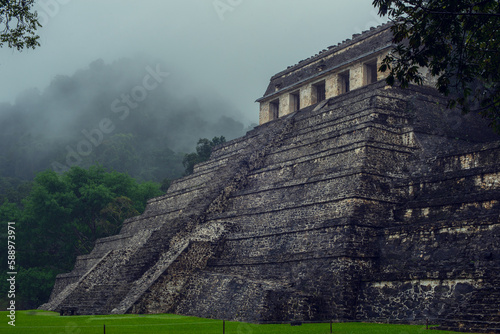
[41,23,500,333]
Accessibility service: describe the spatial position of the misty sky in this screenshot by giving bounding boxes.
[0,0,386,124]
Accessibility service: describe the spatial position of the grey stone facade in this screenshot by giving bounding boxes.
[41,29,500,333]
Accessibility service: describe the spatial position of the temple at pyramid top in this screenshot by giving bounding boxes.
[256,23,392,125]
[256,22,432,125]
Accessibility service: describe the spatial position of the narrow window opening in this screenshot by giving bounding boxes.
[269,99,280,120]
[313,81,326,104]
[364,60,378,85]
[339,70,350,94]
[291,91,300,112]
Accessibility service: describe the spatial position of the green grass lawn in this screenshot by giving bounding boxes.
[0,310,477,334]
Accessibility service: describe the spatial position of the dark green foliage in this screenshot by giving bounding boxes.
[0,266,58,310]
[0,0,40,50]
[16,267,58,309]
[183,136,226,175]
[373,0,500,133]
[20,165,162,266]
[0,165,162,308]
[0,177,32,207]
[0,200,21,223]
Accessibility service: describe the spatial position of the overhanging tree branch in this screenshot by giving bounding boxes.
[0,0,40,50]
[373,0,500,133]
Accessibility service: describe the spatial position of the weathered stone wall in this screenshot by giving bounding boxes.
[42,82,500,332]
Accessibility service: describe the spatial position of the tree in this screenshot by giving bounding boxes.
[0,177,32,206]
[183,136,226,175]
[373,0,500,133]
[20,165,162,262]
[1,0,40,50]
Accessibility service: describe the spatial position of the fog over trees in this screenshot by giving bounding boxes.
[0,56,252,188]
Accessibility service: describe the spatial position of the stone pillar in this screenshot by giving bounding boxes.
[350,62,364,91]
[300,83,313,109]
[259,102,270,125]
[325,73,338,99]
[280,94,291,117]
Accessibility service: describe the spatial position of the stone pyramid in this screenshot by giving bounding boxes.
[41,25,500,333]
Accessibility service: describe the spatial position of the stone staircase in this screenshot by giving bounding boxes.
[111,221,229,314]
[40,250,112,313]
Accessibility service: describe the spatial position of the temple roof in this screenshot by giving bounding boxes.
[257,22,393,103]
